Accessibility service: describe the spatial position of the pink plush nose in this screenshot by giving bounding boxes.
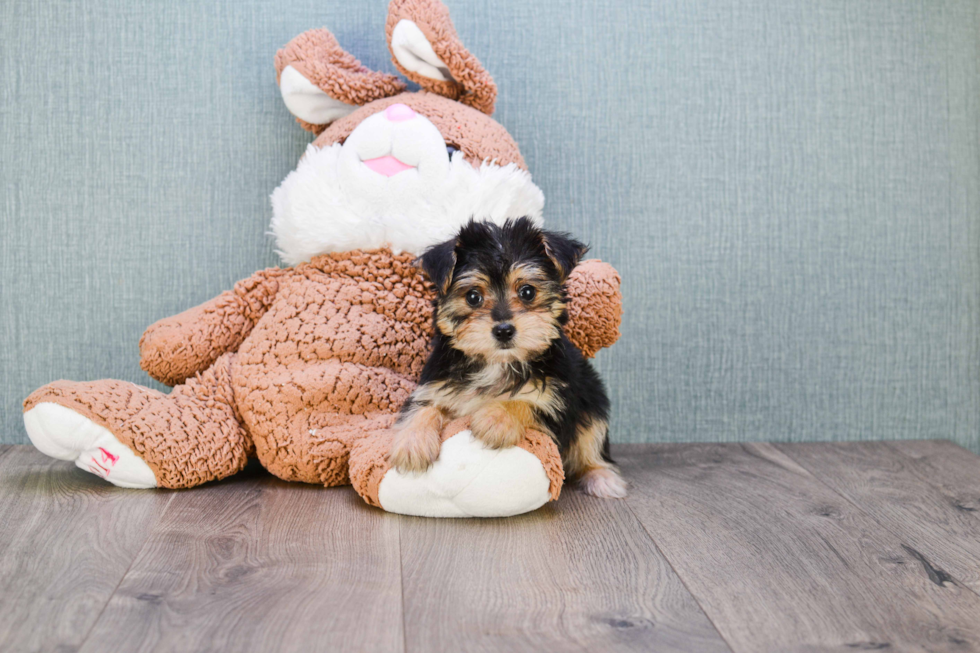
[385,103,415,122]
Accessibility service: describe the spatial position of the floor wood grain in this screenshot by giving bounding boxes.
[78,463,404,653]
[398,488,730,653]
[776,440,980,595]
[0,445,172,653]
[4,442,980,653]
[620,442,980,653]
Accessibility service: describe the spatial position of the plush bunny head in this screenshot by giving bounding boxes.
[270,0,545,266]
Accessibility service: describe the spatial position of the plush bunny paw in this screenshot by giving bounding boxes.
[378,429,553,518]
[23,402,157,489]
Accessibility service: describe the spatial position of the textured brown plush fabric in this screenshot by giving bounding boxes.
[564,259,624,358]
[25,249,621,497]
[139,268,286,387]
[313,92,526,171]
[274,28,406,134]
[385,0,498,115]
[516,429,565,501]
[349,421,399,508]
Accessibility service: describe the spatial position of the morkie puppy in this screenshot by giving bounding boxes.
[388,217,627,498]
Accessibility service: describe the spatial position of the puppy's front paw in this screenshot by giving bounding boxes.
[471,403,525,449]
[388,428,441,474]
[579,467,628,499]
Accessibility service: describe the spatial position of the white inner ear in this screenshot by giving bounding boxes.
[279,65,358,126]
[391,19,454,83]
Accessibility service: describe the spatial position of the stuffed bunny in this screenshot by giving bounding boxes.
[22,0,623,518]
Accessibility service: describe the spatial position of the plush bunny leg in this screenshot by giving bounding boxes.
[23,353,251,489]
[349,418,564,518]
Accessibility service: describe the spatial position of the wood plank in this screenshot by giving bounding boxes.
[619,442,980,653]
[79,465,404,653]
[0,445,172,653]
[775,440,980,594]
[399,485,730,653]
[889,440,980,509]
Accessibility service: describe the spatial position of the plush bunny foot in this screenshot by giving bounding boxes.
[23,402,157,489]
[379,429,552,518]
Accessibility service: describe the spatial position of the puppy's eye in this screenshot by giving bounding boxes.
[518,285,536,302]
[465,289,483,307]
[446,144,459,159]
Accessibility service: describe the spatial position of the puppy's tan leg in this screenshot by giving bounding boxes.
[389,404,444,474]
[565,418,628,499]
[471,400,533,449]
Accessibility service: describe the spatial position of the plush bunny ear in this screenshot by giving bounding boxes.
[385,0,497,115]
[275,28,406,133]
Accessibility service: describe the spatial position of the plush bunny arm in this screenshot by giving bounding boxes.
[139,268,289,386]
[564,260,623,358]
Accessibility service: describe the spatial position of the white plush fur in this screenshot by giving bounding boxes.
[270,110,544,264]
[24,403,157,489]
[390,19,453,82]
[279,65,357,126]
[377,429,551,517]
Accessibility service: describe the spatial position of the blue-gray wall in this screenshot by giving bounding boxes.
[2,0,978,449]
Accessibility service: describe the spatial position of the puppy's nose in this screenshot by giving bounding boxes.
[385,103,415,122]
[492,323,516,343]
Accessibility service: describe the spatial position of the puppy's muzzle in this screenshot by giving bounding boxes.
[491,323,516,344]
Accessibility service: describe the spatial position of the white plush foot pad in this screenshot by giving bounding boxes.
[24,402,157,489]
[377,430,551,518]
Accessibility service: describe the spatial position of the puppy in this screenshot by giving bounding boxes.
[388,217,627,498]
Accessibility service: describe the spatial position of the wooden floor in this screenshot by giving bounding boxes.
[2,441,980,652]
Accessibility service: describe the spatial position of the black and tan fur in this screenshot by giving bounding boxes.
[388,218,627,498]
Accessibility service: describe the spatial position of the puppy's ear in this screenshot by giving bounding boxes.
[276,28,406,133]
[417,238,458,295]
[542,231,589,282]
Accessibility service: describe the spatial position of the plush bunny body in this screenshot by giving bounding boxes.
[22,0,623,517]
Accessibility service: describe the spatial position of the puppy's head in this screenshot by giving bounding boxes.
[419,218,588,363]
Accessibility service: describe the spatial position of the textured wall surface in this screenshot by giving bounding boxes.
[2,0,978,449]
